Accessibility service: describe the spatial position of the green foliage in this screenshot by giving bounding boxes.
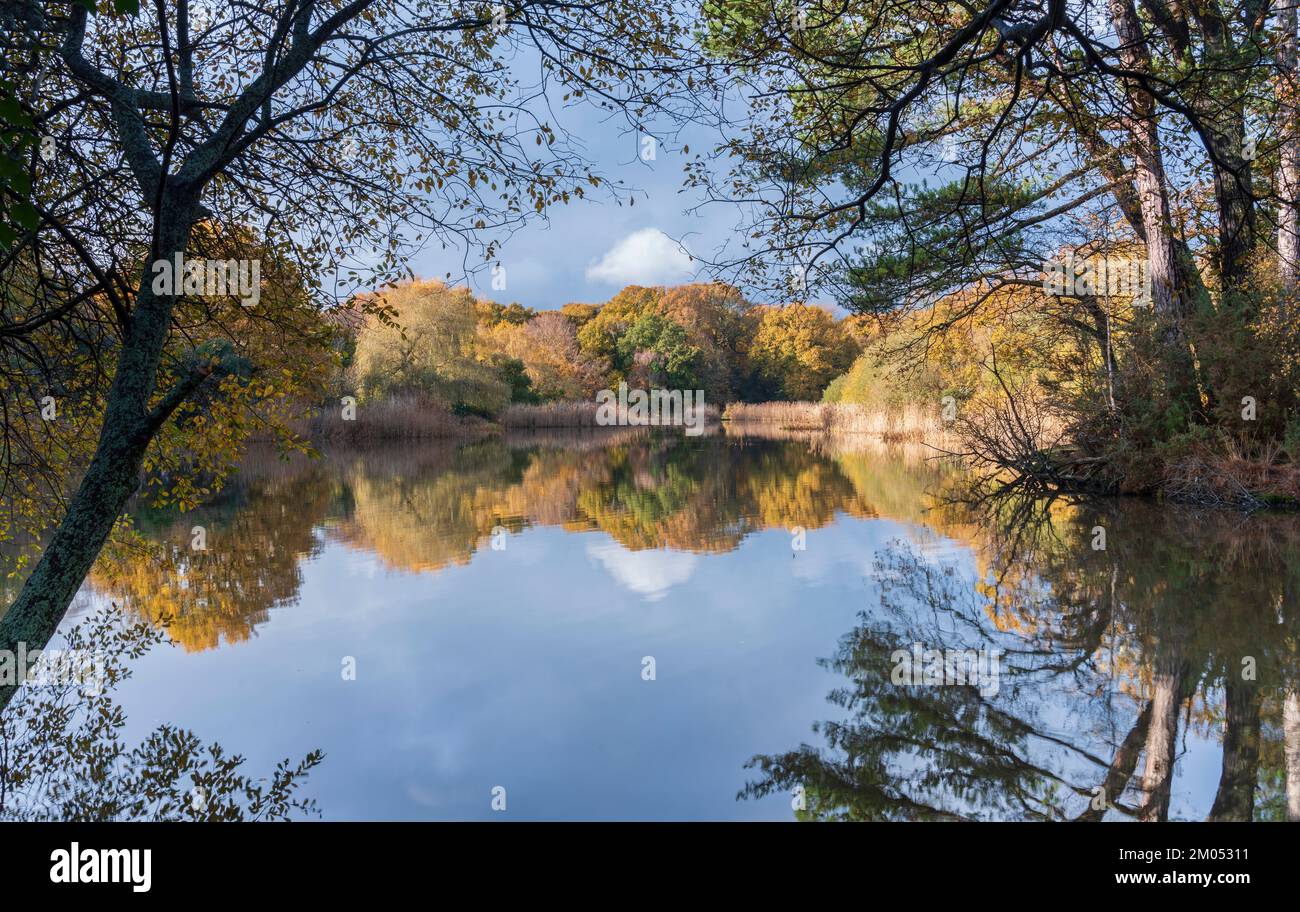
[575,285,663,368]
[846,178,1045,314]
[616,311,702,388]
[1285,412,1300,465]
[495,355,543,404]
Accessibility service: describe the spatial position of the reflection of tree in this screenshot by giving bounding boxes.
[995,499,1300,822]
[338,434,880,568]
[0,609,321,821]
[88,463,334,651]
[81,433,973,653]
[334,442,522,573]
[742,543,1120,820]
[743,496,1300,821]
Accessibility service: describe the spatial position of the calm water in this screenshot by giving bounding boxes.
[12,428,1300,820]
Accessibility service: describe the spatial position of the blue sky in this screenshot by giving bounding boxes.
[410,53,744,310]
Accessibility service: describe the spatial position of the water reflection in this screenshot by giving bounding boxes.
[0,608,322,821]
[92,430,931,650]
[742,494,1300,821]
[38,430,1300,819]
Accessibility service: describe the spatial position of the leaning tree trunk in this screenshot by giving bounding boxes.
[0,199,198,711]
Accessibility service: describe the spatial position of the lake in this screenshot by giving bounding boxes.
[15,427,1300,820]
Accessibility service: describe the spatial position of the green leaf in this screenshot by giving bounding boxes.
[10,199,40,230]
[0,97,33,128]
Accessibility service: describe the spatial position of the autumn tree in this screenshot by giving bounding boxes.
[699,0,1300,488]
[559,301,600,328]
[616,311,703,389]
[352,280,510,415]
[0,0,706,710]
[574,282,759,399]
[658,282,755,397]
[747,304,859,400]
[499,309,608,400]
[575,284,664,368]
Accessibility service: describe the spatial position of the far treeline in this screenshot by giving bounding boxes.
[338,279,865,417]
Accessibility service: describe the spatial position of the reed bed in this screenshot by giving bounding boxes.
[502,401,720,429]
[722,401,947,442]
[310,395,494,441]
[502,426,654,450]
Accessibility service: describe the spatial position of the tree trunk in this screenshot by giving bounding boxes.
[1278,0,1300,298]
[1139,659,1186,821]
[1207,678,1261,821]
[0,199,197,711]
[1207,126,1258,291]
[1284,689,1300,821]
[1107,1,1179,311]
[1108,0,1200,399]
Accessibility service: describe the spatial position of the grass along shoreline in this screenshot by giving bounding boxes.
[294,395,724,441]
[502,400,719,429]
[295,397,1300,510]
[722,401,951,444]
[305,398,917,440]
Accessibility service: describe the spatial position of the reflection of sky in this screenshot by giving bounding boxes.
[87,515,897,820]
[80,504,1229,822]
[586,542,699,601]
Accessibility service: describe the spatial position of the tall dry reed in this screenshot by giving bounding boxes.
[722,401,946,442]
[311,395,494,441]
[502,401,720,429]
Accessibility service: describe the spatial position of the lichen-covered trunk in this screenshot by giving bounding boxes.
[0,201,196,711]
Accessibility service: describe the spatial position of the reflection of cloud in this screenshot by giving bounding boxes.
[587,542,698,601]
[585,228,694,285]
[405,782,444,810]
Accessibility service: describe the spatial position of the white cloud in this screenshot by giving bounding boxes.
[587,542,698,601]
[585,228,695,286]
